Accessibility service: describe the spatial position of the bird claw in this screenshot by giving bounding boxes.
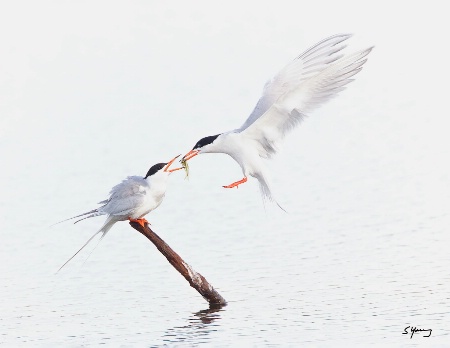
[128,217,149,228]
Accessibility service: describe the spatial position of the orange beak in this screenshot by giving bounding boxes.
[182,149,199,162]
[164,154,183,172]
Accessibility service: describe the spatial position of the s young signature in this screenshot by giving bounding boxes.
[403,326,432,339]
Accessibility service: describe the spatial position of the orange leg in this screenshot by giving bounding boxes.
[223,177,248,189]
[128,217,149,228]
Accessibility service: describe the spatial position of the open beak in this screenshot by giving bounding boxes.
[164,154,183,172]
[181,149,199,162]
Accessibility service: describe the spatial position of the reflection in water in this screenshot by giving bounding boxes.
[161,305,225,345]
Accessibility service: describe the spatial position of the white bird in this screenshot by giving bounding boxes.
[182,34,373,207]
[56,155,183,272]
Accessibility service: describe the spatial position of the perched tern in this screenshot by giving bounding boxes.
[182,34,373,207]
[56,155,183,272]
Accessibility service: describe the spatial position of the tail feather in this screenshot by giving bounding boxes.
[73,211,105,224]
[56,216,117,273]
[51,208,104,226]
[255,173,287,212]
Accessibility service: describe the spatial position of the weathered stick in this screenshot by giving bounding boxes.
[129,221,227,307]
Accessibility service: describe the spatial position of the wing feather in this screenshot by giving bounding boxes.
[102,176,148,217]
[239,34,353,130]
[242,45,373,158]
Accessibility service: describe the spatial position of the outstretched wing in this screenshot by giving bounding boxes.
[239,34,353,131]
[241,40,373,158]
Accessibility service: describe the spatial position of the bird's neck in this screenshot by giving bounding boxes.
[147,174,168,189]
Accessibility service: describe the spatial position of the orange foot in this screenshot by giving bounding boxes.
[223,177,247,189]
[128,217,149,228]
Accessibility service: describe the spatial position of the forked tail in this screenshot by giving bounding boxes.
[56,216,116,273]
[51,208,105,226]
[255,172,287,212]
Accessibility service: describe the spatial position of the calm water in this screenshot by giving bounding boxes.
[1,4,450,345]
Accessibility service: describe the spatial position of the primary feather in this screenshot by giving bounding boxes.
[239,33,353,131]
[241,44,373,159]
[240,34,373,201]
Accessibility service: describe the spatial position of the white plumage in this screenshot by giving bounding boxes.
[56,155,182,271]
[182,34,373,207]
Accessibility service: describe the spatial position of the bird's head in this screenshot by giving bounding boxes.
[144,155,183,179]
[182,134,221,162]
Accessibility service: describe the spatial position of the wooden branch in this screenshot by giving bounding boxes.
[129,221,227,307]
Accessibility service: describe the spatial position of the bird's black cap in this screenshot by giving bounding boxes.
[144,163,166,179]
[193,134,220,150]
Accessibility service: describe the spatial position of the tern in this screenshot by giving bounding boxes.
[182,34,373,207]
[56,155,183,272]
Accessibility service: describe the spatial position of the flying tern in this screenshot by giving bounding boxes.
[182,34,373,207]
[57,155,183,272]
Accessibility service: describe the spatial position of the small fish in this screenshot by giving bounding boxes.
[181,158,189,179]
